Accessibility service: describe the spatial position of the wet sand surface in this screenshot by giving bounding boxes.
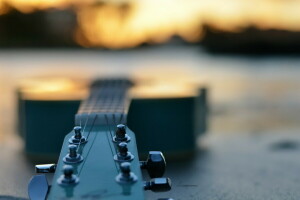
[1,46,300,199]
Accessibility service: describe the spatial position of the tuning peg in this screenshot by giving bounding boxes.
[114,142,134,162]
[28,175,49,200]
[140,151,166,178]
[35,164,57,173]
[116,162,137,184]
[144,178,172,192]
[57,165,79,186]
[63,144,83,164]
[113,124,131,143]
[69,126,87,144]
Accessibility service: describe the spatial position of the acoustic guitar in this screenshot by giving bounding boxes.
[28,79,172,200]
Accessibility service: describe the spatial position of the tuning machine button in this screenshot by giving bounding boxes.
[28,175,49,200]
[113,124,130,143]
[114,142,134,162]
[116,162,138,184]
[35,164,57,173]
[69,126,87,145]
[140,151,166,178]
[63,145,83,164]
[57,165,79,186]
[144,178,172,192]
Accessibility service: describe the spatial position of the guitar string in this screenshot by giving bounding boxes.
[104,80,120,173]
[113,84,122,138]
[78,87,94,129]
[78,84,96,130]
[80,85,98,135]
[117,80,125,125]
[105,82,113,142]
[77,82,103,151]
[120,82,127,127]
[78,80,103,130]
[100,79,113,142]
[112,80,121,142]
[76,87,95,151]
[106,80,114,136]
[77,114,98,176]
[78,93,87,128]
[120,80,128,125]
[116,79,124,125]
[108,80,120,153]
[105,114,119,173]
[113,80,122,133]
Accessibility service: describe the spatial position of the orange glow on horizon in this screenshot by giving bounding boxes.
[1,0,300,48]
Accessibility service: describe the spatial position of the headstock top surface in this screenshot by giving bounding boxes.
[47,125,145,200]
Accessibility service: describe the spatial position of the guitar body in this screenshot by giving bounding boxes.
[128,96,197,160]
[18,78,207,162]
[48,126,144,200]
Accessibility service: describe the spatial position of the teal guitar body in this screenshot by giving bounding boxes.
[19,78,207,162]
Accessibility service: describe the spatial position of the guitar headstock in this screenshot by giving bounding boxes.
[29,123,171,200]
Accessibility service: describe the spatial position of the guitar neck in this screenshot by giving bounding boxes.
[46,78,146,200]
[75,79,133,126]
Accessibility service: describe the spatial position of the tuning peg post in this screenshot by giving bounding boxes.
[57,165,79,186]
[116,162,138,184]
[114,142,134,162]
[113,124,131,143]
[69,126,87,144]
[63,145,83,164]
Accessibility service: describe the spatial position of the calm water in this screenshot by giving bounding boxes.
[1,46,300,136]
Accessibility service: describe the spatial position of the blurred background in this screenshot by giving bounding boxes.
[1,0,300,199]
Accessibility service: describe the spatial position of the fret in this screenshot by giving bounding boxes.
[75,79,133,126]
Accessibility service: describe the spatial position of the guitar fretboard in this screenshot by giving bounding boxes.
[75,79,133,126]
